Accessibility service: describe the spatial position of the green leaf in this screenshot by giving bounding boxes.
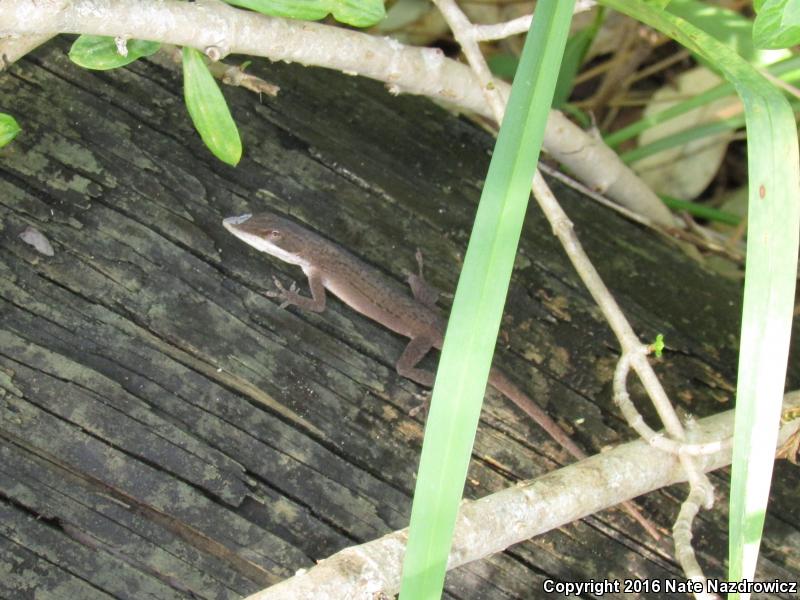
[651,334,665,358]
[753,0,800,49]
[552,7,604,108]
[487,53,519,79]
[398,1,577,598]
[182,47,242,166]
[666,0,786,65]
[0,113,21,147]
[376,0,428,32]
[69,35,161,70]
[223,0,385,27]
[659,194,742,225]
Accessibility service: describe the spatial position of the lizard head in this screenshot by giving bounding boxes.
[222,212,309,266]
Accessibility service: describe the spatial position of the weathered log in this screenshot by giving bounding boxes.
[1,40,798,599]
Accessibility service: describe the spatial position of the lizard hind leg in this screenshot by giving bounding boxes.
[396,335,436,387]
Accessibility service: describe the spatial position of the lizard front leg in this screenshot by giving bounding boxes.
[266,267,327,312]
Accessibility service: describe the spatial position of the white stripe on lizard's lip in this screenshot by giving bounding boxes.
[222,213,253,228]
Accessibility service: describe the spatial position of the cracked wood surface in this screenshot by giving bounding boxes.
[1,40,798,599]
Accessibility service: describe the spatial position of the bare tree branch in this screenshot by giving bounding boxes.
[244,391,800,600]
[1,0,674,225]
[0,33,53,69]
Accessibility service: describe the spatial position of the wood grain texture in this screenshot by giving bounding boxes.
[1,39,798,599]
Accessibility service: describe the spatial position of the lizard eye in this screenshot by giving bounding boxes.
[267,230,282,240]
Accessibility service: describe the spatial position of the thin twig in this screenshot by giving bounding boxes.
[673,466,719,600]
[473,14,532,41]
[472,0,596,41]
[758,66,800,100]
[614,348,732,456]
[540,161,745,263]
[434,0,508,117]
[158,45,280,96]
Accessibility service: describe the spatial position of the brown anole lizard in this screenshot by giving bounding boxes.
[223,211,658,538]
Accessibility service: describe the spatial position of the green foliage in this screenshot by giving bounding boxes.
[552,8,604,108]
[619,112,745,164]
[487,53,519,79]
[605,54,800,148]
[223,0,385,27]
[182,47,242,166]
[0,113,21,148]
[619,95,800,165]
[560,102,592,128]
[659,195,741,225]
[67,36,242,167]
[602,1,799,594]
[667,0,785,65]
[397,1,576,598]
[651,334,665,358]
[753,0,800,49]
[69,35,160,70]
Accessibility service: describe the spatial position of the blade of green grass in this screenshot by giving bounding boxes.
[619,112,745,165]
[620,99,798,166]
[604,53,800,148]
[397,1,576,598]
[605,53,800,147]
[659,194,741,225]
[600,1,799,592]
[553,7,605,108]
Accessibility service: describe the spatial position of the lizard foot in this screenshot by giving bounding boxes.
[408,390,432,418]
[264,276,300,309]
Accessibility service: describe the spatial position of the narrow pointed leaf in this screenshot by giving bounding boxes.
[553,8,604,107]
[182,47,242,166]
[398,1,576,598]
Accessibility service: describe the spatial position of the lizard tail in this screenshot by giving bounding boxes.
[488,367,586,460]
[487,367,661,540]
